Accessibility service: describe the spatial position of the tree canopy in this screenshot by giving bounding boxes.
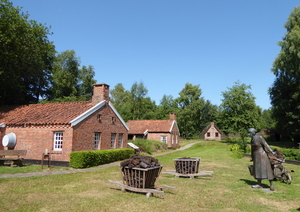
[269,6,300,144]
[45,50,96,102]
[174,83,217,138]
[0,0,55,105]
[219,82,260,142]
[110,81,157,121]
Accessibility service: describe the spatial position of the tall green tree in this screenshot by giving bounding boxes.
[175,83,207,138]
[110,82,157,121]
[129,81,156,120]
[78,65,96,98]
[46,50,96,102]
[269,6,300,144]
[110,83,130,107]
[0,0,55,105]
[156,95,177,119]
[51,50,80,99]
[260,109,276,130]
[219,82,260,142]
[110,83,132,121]
[200,100,219,129]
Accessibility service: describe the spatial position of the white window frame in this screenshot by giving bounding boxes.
[53,132,63,151]
[172,134,174,144]
[118,134,123,148]
[111,133,116,149]
[161,136,167,144]
[94,132,101,150]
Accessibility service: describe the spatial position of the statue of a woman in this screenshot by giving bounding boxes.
[248,128,276,191]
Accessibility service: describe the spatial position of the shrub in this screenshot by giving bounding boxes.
[131,139,168,154]
[230,141,251,158]
[230,144,240,151]
[278,148,300,161]
[229,141,250,154]
[69,148,135,168]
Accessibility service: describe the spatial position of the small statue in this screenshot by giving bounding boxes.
[248,128,276,191]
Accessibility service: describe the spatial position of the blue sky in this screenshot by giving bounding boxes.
[11,0,300,110]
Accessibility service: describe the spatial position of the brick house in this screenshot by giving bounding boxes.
[0,83,129,163]
[199,122,226,141]
[126,113,180,148]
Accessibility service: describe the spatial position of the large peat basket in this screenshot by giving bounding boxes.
[174,158,200,174]
[109,165,175,198]
[163,157,213,179]
[121,166,163,189]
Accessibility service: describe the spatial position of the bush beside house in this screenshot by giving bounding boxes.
[70,148,135,168]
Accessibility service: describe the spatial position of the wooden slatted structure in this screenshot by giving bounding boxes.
[174,158,200,174]
[121,166,163,189]
[163,157,213,179]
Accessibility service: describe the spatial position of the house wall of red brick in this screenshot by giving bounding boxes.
[204,127,221,141]
[3,126,73,161]
[0,127,5,150]
[72,104,128,151]
[170,125,180,147]
[147,132,168,143]
[147,126,180,148]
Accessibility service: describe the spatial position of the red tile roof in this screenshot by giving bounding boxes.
[0,101,94,125]
[126,119,174,134]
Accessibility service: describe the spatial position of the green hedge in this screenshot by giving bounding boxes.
[278,148,300,161]
[69,148,135,168]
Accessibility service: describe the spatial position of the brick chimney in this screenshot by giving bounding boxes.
[92,83,110,105]
[169,113,176,120]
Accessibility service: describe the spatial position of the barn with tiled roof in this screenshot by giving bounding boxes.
[126,113,180,148]
[0,84,129,163]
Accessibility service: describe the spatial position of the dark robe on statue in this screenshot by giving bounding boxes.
[251,135,274,180]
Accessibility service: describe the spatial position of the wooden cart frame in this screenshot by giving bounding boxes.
[163,158,213,179]
[109,166,175,198]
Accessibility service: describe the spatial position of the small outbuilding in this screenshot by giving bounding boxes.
[126,113,180,148]
[199,122,226,141]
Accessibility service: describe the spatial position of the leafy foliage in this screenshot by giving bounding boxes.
[175,83,217,138]
[111,82,219,137]
[0,0,55,105]
[69,148,134,168]
[46,50,96,102]
[229,140,251,159]
[110,81,157,121]
[219,82,260,142]
[269,6,300,144]
[260,109,276,130]
[131,139,168,155]
[278,148,300,161]
[156,95,177,119]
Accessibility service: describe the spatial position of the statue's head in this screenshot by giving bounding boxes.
[248,128,256,136]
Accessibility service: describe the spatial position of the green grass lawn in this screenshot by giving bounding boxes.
[0,163,73,175]
[0,141,299,212]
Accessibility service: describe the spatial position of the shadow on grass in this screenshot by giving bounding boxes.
[109,187,165,199]
[240,178,271,188]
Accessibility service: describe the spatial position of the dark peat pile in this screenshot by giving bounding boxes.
[120,154,160,169]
